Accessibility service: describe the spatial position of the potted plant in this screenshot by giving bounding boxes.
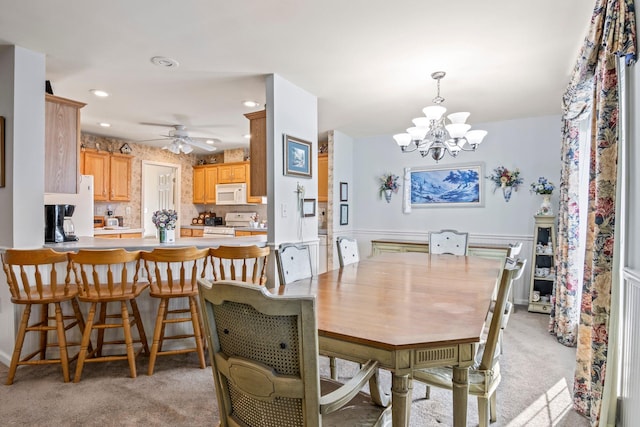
[379,173,400,203]
[530,177,555,215]
[152,209,178,243]
[487,166,523,202]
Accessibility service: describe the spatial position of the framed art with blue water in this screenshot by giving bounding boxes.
[283,134,312,178]
[410,163,484,208]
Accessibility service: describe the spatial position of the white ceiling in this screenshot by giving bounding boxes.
[0,1,593,153]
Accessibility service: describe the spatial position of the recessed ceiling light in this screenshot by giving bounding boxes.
[242,101,260,108]
[90,89,109,97]
[150,56,179,68]
[206,140,215,145]
[99,122,111,128]
[243,134,251,139]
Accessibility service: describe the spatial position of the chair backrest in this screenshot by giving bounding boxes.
[209,245,270,286]
[336,237,359,267]
[479,259,516,371]
[276,243,312,285]
[198,279,321,426]
[140,247,210,294]
[428,229,469,255]
[507,242,523,258]
[1,248,74,303]
[68,249,143,298]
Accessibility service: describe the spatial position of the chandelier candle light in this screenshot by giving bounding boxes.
[393,71,487,161]
[152,209,178,243]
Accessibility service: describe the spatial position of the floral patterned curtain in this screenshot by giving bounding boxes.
[550,0,636,424]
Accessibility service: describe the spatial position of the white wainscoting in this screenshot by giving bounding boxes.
[620,267,640,427]
[353,229,534,306]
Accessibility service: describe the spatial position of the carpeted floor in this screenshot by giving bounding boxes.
[0,308,588,426]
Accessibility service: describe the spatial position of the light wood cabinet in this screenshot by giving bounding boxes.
[45,94,85,194]
[193,165,217,204]
[245,109,266,197]
[235,229,267,237]
[81,149,132,202]
[318,153,328,202]
[95,232,142,239]
[218,163,246,183]
[193,167,206,204]
[181,228,204,237]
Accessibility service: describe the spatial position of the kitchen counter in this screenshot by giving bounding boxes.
[94,227,144,235]
[43,234,267,251]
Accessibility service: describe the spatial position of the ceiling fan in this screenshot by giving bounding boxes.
[140,124,220,154]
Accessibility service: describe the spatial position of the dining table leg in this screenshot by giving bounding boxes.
[391,372,412,426]
[452,366,469,427]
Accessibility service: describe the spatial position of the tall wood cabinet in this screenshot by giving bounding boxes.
[81,149,131,201]
[44,94,86,193]
[245,110,266,197]
[528,215,557,314]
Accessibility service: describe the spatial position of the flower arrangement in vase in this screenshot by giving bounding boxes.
[152,209,178,243]
[530,177,555,215]
[379,173,400,203]
[487,166,523,202]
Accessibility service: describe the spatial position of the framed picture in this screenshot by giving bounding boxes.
[340,182,348,201]
[409,163,484,208]
[0,116,4,188]
[283,134,312,178]
[302,198,316,217]
[340,204,349,225]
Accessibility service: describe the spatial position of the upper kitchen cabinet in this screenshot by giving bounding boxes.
[218,163,246,183]
[81,149,131,201]
[318,153,328,202]
[244,110,266,197]
[193,165,217,204]
[44,94,86,194]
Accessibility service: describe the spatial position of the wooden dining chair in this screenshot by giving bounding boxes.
[141,247,210,375]
[68,249,149,382]
[197,278,391,426]
[1,248,86,384]
[336,236,359,267]
[428,229,469,255]
[208,245,270,286]
[413,260,517,427]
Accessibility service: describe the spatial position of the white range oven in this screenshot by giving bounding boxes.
[202,212,256,238]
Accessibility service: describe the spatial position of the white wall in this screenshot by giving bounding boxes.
[352,115,561,237]
[265,74,318,283]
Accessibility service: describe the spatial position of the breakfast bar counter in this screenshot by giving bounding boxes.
[42,234,267,251]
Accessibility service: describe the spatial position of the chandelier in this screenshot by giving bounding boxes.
[393,71,487,161]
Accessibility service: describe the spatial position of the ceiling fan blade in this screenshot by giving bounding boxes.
[136,137,171,143]
[185,138,218,152]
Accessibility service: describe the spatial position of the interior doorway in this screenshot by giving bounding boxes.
[141,161,181,237]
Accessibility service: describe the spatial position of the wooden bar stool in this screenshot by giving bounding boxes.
[68,249,149,382]
[1,248,86,384]
[141,247,209,375]
[209,245,270,286]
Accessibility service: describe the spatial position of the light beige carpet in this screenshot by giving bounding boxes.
[0,308,589,426]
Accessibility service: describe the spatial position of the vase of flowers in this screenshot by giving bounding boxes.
[487,166,524,202]
[379,173,400,203]
[152,209,178,243]
[530,177,555,215]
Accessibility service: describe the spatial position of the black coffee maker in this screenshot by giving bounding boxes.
[45,204,79,243]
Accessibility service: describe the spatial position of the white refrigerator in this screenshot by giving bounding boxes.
[44,174,95,237]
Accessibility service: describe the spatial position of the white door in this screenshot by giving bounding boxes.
[142,162,180,237]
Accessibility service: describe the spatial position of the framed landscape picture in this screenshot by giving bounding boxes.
[340,204,349,225]
[410,163,484,208]
[283,134,312,178]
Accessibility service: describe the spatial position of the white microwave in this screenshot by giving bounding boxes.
[215,183,247,205]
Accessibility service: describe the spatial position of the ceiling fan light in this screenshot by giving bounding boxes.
[181,144,194,154]
[393,133,412,147]
[422,105,446,120]
[445,123,471,139]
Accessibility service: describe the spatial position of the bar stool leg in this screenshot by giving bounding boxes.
[74,302,97,383]
[6,305,31,385]
[96,302,108,357]
[189,296,206,369]
[120,301,137,378]
[148,298,168,375]
[39,303,49,360]
[53,302,71,383]
[130,299,149,355]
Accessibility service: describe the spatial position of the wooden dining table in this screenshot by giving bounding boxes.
[273,251,504,427]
